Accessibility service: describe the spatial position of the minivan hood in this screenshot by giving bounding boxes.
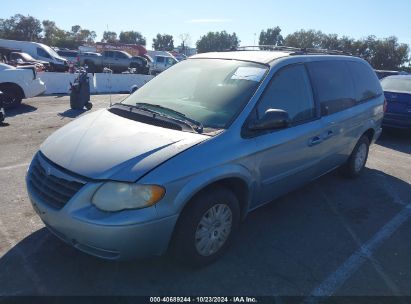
[40,109,209,181]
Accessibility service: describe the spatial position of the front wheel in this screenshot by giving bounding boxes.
[171,186,240,267]
[0,87,23,109]
[340,135,370,178]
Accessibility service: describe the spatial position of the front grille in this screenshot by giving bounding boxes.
[28,155,85,209]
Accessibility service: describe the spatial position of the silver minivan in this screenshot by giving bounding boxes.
[26,49,384,266]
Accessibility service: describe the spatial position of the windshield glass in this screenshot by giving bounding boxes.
[41,44,62,59]
[381,77,411,94]
[121,59,268,129]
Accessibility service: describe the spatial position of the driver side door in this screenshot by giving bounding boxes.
[251,63,325,207]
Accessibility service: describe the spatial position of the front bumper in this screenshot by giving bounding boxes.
[25,78,46,98]
[383,113,411,129]
[26,154,178,260]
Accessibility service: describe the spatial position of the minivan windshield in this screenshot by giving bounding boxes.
[121,59,268,129]
[381,77,411,94]
[41,44,63,59]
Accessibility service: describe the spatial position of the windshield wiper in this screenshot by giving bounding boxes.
[135,102,204,133]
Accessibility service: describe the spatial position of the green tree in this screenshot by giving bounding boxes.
[119,31,146,45]
[0,14,42,41]
[42,20,71,46]
[196,31,240,53]
[259,27,284,47]
[362,36,409,70]
[152,34,174,51]
[102,31,118,43]
[284,29,325,49]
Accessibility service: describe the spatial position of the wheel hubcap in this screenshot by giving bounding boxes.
[354,143,367,172]
[195,204,232,256]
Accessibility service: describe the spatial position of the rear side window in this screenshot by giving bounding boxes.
[307,61,356,115]
[157,56,165,63]
[257,64,315,124]
[347,61,382,101]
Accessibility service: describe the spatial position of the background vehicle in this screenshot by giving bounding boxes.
[381,75,411,129]
[375,69,408,79]
[0,63,46,108]
[1,47,48,71]
[8,52,49,71]
[0,39,68,72]
[26,49,383,267]
[146,51,178,75]
[57,49,79,66]
[78,50,149,74]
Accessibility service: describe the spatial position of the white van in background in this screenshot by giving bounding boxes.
[146,51,178,75]
[0,39,68,72]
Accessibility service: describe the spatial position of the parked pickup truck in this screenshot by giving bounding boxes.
[79,50,150,74]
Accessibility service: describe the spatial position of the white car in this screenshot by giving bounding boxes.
[0,63,46,108]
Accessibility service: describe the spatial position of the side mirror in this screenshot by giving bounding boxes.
[248,109,290,131]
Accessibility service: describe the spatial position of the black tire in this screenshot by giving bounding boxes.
[0,86,23,109]
[85,102,93,110]
[171,186,240,268]
[340,135,370,178]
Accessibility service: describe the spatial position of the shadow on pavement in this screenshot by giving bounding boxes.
[58,109,87,118]
[4,104,37,117]
[1,168,410,296]
[377,127,411,154]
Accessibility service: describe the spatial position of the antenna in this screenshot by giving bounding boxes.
[106,24,112,107]
[109,64,112,106]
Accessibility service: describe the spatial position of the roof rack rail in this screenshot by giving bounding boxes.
[235,45,301,52]
[232,45,353,56]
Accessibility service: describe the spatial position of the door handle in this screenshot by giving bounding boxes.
[308,136,323,146]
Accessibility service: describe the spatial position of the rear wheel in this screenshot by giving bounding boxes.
[171,186,240,267]
[0,85,23,109]
[340,135,370,178]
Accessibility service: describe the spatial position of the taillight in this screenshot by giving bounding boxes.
[383,98,387,112]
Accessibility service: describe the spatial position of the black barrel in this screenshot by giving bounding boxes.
[70,71,92,110]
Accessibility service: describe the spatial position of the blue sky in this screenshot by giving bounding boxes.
[2,0,410,50]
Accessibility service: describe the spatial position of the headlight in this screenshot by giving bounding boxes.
[92,182,165,212]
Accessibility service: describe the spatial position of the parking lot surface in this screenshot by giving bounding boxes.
[0,95,410,298]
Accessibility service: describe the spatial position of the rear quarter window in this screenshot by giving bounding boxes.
[307,60,356,115]
[347,61,382,101]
